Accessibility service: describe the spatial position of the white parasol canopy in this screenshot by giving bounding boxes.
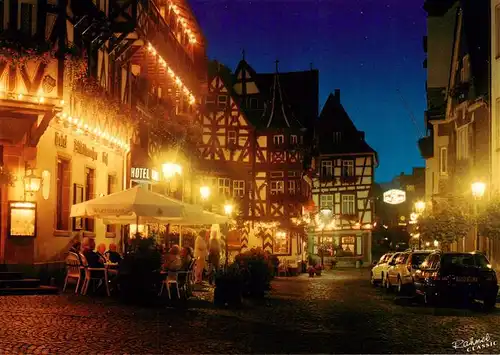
[70,185,203,224]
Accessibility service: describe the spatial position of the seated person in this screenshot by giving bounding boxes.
[69,241,83,265]
[96,243,107,264]
[82,237,104,269]
[180,246,194,270]
[105,243,123,264]
[163,245,182,271]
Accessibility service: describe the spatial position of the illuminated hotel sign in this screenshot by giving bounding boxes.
[130,167,151,181]
[383,189,406,205]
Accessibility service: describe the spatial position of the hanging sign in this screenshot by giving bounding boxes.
[383,189,406,205]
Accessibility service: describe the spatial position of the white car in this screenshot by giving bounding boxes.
[386,250,431,294]
[370,252,394,286]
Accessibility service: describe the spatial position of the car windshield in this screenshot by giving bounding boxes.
[441,254,490,268]
[411,253,430,266]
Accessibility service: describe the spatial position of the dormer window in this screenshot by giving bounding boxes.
[290,135,298,144]
[333,132,342,144]
[273,135,284,145]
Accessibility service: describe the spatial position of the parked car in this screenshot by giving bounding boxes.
[414,251,498,310]
[386,250,431,294]
[370,252,394,286]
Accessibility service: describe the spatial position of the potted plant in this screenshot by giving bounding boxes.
[307,266,316,277]
[315,264,323,276]
[235,248,273,298]
[214,263,243,307]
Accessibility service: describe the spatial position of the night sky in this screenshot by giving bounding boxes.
[190,0,427,183]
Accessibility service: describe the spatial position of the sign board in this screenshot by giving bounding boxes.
[130,167,151,182]
[383,189,406,205]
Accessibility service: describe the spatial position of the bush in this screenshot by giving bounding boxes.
[234,248,274,298]
[118,237,162,303]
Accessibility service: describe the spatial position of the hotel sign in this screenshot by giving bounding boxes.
[383,189,406,205]
[54,132,67,148]
[74,140,98,160]
[130,167,150,181]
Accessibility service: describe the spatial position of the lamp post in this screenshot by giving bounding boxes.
[471,181,486,251]
[223,203,233,268]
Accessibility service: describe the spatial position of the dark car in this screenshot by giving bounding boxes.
[414,251,498,309]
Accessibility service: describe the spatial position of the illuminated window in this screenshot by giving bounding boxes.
[85,168,95,232]
[341,195,355,215]
[273,233,290,255]
[290,135,298,144]
[56,158,70,230]
[270,181,284,195]
[320,194,333,210]
[288,180,296,195]
[218,178,230,195]
[321,160,333,177]
[233,180,245,197]
[340,236,355,256]
[342,160,354,177]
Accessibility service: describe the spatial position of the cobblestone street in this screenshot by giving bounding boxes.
[0,269,499,354]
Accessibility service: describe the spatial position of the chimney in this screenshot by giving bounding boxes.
[334,89,340,104]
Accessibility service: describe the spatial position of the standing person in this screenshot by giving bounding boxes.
[194,230,208,284]
[208,237,221,285]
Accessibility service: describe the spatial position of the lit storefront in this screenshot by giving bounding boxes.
[0,54,131,265]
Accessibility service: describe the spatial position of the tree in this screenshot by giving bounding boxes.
[478,197,500,241]
[419,199,471,250]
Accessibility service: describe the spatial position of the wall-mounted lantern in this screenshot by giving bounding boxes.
[24,168,42,195]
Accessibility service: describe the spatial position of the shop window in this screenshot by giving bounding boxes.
[107,175,116,234]
[273,233,290,254]
[341,236,355,256]
[56,158,71,230]
[85,168,95,232]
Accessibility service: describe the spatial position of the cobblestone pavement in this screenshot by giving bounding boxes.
[0,269,499,354]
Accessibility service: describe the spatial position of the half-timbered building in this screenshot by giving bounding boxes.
[309,90,378,265]
[0,0,206,266]
[198,58,318,264]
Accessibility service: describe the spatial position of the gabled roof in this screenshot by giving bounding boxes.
[260,62,302,129]
[316,90,377,159]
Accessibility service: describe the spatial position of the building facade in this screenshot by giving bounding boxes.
[308,90,378,265]
[197,59,318,264]
[0,0,206,265]
[420,0,491,252]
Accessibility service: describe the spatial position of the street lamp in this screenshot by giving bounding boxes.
[415,201,425,214]
[162,163,182,179]
[471,181,486,251]
[200,185,210,200]
[223,203,233,268]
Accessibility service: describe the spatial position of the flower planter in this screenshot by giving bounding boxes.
[315,270,322,276]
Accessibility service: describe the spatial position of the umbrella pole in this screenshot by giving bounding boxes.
[136,215,139,237]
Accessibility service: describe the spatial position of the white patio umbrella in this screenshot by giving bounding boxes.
[70,185,202,224]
